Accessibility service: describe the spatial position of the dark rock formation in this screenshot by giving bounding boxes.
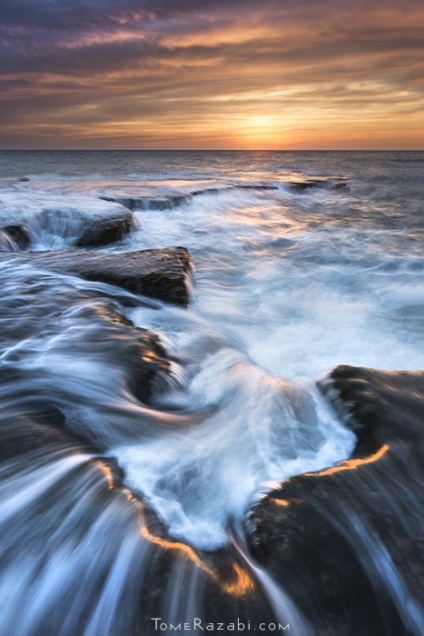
[0,225,31,250]
[5,224,31,249]
[288,179,325,192]
[249,366,424,636]
[0,282,175,446]
[100,184,278,212]
[100,195,188,212]
[0,247,193,306]
[0,408,100,463]
[0,196,134,249]
[288,178,349,193]
[191,184,279,197]
[0,230,17,251]
[76,213,134,247]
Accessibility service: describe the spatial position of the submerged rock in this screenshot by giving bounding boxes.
[249,366,424,636]
[288,179,325,192]
[99,184,279,212]
[331,182,349,191]
[100,194,189,212]
[0,195,134,249]
[0,272,176,450]
[287,178,349,193]
[0,410,94,462]
[0,224,31,251]
[0,247,193,306]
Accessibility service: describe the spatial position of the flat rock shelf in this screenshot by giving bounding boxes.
[0,247,193,306]
[249,366,424,636]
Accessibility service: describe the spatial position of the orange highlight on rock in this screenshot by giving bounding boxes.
[141,527,255,596]
[305,444,390,478]
[273,498,291,507]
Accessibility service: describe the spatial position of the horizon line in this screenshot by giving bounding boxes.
[1,148,423,152]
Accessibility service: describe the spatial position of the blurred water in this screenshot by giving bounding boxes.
[0,150,422,634]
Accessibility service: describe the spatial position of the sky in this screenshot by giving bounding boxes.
[0,0,423,150]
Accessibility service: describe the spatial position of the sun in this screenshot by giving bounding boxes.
[248,115,274,129]
[236,114,282,149]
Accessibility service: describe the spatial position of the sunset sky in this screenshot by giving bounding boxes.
[1,0,423,149]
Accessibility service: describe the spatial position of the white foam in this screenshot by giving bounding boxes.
[117,181,423,547]
[0,189,129,250]
[114,348,355,550]
[1,165,422,551]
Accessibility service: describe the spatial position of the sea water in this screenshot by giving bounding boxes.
[0,150,422,633]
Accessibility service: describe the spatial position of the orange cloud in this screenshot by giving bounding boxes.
[1,0,423,148]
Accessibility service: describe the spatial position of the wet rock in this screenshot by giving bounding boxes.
[249,366,424,636]
[0,413,75,462]
[76,213,133,247]
[287,178,349,193]
[0,229,18,251]
[288,179,325,192]
[0,247,193,306]
[191,184,279,197]
[0,224,31,250]
[331,182,349,191]
[99,184,280,212]
[0,283,175,447]
[0,410,102,462]
[0,364,103,459]
[0,194,134,249]
[100,195,188,212]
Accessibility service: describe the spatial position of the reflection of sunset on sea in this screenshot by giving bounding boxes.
[0,0,423,149]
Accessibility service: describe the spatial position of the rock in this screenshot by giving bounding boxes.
[0,229,17,251]
[288,179,325,192]
[191,184,279,196]
[249,366,424,636]
[0,410,94,462]
[0,194,134,249]
[287,178,349,193]
[0,281,175,445]
[0,224,31,250]
[76,214,133,247]
[100,195,189,212]
[99,185,279,212]
[0,247,193,306]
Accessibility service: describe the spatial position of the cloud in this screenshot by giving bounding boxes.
[0,0,423,148]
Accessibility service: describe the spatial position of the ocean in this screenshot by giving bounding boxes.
[0,150,422,635]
